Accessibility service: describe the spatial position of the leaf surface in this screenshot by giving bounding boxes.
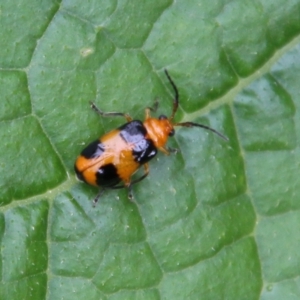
[1,0,300,299]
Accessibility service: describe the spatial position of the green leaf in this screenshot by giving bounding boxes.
[1,0,300,299]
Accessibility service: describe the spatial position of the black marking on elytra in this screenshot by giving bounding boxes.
[133,139,157,164]
[74,165,85,182]
[96,163,121,187]
[119,121,147,144]
[81,140,105,159]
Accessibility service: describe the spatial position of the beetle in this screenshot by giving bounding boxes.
[74,70,228,205]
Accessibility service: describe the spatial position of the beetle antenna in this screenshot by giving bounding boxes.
[164,69,228,141]
[175,121,229,141]
[164,69,179,121]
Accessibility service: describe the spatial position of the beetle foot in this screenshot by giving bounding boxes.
[168,146,180,154]
[127,186,134,201]
[93,189,105,207]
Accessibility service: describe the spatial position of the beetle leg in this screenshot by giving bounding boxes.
[145,108,152,119]
[115,180,134,201]
[145,100,159,119]
[93,188,106,207]
[167,146,180,154]
[111,164,150,200]
[131,163,150,185]
[127,184,134,200]
[158,146,179,155]
[127,163,150,200]
[147,100,159,112]
[128,163,149,192]
[90,101,132,122]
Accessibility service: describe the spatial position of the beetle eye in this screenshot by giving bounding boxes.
[169,129,175,136]
[159,114,167,120]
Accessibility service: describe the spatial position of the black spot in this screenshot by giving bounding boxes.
[81,140,104,159]
[119,120,147,144]
[96,164,121,187]
[133,139,157,164]
[74,165,85,182]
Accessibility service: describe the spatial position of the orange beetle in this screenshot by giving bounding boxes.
[74,70,227,205]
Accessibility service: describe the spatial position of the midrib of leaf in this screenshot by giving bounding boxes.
[184,33,300,122]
